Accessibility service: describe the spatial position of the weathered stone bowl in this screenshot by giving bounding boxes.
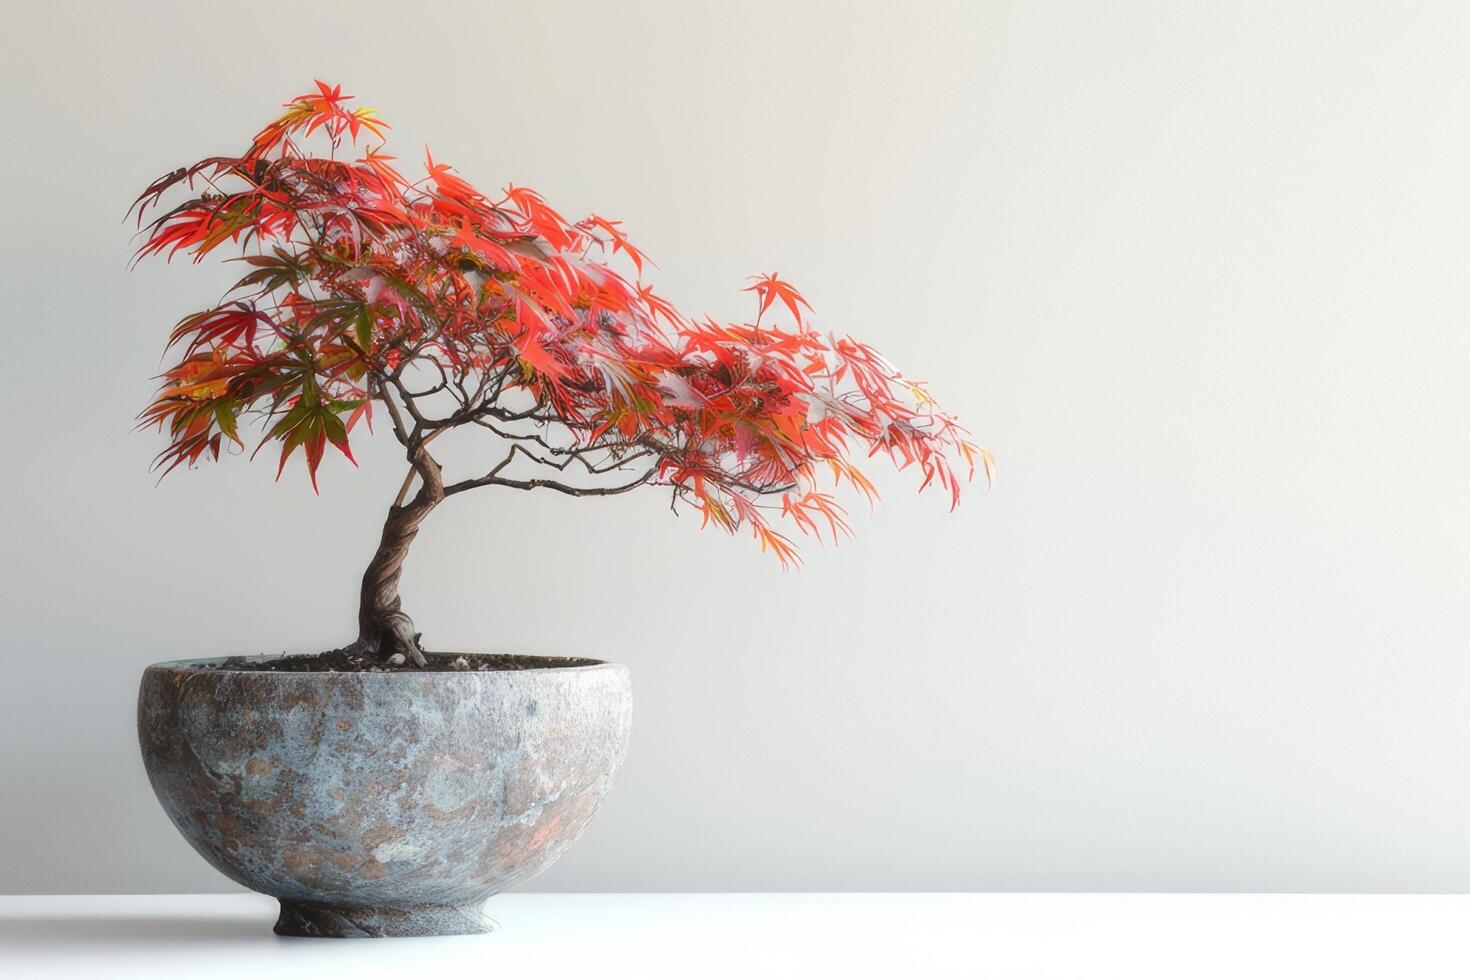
[137,654,631,938]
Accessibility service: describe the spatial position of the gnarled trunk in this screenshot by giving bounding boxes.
[354,496,438,665]
[348,447,444,666]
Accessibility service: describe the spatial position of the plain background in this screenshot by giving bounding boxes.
[3,0,1470,894]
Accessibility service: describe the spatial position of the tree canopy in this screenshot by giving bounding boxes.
[133,81,988,567]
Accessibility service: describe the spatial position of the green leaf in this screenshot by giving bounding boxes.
[267,400,314,439]
[320,409,347,446]
[212,402,241,444]
[354,306,373,350]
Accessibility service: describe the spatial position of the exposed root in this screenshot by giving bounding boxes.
[332,608,428,668]
[378,605,429,667]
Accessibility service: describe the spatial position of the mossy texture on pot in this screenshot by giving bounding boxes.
[137,655,631,938]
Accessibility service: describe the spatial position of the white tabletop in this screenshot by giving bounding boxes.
[1,892,1465,979]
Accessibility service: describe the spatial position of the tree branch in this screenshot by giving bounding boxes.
[443,443,656,497]
[384,374,432,433]
[444,470,657,497]
[468,417,641,462]
[373,375,414,448]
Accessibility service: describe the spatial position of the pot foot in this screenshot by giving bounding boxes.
[273,899,495,938]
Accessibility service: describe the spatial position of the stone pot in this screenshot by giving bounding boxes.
[137,654,631,938]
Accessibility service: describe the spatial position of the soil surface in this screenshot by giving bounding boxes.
[211,651,603,673]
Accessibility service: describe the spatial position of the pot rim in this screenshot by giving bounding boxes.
[144,652,620,676]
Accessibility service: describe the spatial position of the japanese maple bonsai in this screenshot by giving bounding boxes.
[132,82,986,937]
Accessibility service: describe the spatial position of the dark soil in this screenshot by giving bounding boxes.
[211,651,603,673]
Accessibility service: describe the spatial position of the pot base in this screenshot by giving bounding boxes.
[273,899,495,938]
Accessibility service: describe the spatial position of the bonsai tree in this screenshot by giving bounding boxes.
[132,82,989,667]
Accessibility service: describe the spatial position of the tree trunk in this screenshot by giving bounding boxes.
[350,449,444,666]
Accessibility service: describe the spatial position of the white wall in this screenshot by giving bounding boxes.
[4,0,1470,894]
